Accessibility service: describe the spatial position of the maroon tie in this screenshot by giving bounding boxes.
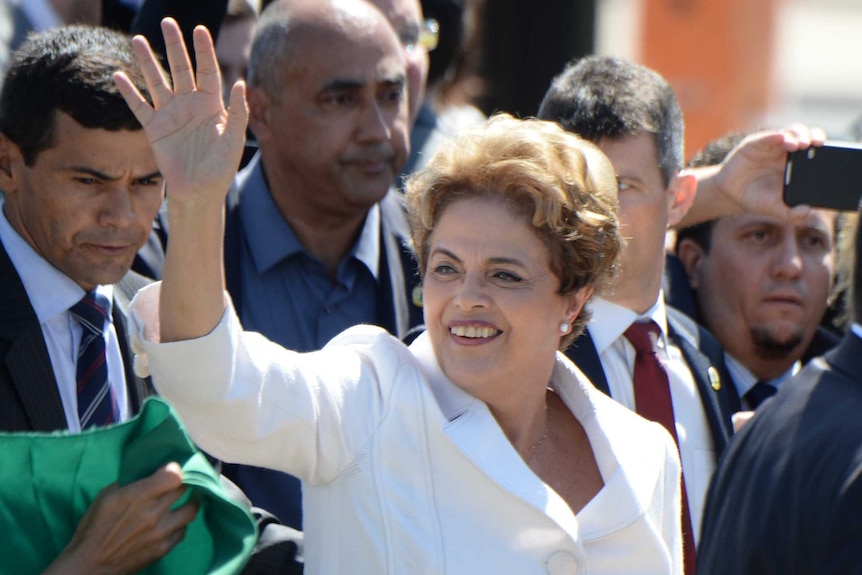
[624,320,696,575]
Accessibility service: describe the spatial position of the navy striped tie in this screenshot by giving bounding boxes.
[70,291,118,429]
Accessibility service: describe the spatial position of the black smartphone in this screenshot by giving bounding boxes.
[784,141,862,211]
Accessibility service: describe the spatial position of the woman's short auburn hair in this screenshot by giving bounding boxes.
[405,113,623,348]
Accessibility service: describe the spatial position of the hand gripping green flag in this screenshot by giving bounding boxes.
[0,397,257,574]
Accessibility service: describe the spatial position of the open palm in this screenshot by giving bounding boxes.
[715,127,823,223]
[114,18,248,206]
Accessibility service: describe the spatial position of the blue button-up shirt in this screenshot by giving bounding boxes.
[236,158,381,353]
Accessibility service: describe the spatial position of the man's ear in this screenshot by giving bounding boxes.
[245,86,272,143]
[676,237,706,290]
[0,133,20,194]
[667,172,697,227]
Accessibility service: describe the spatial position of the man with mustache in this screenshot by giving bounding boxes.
[675,133,837,411]
[221,0,424,529]
[695,188,862,575]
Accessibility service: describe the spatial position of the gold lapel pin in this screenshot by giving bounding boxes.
[708,366,721,391]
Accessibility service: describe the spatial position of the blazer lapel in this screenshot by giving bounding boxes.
[564,329,611,396]
[666,309,734,455]
[0,244,66,431]
[825,332,862,380]
[409,333,580,539]
[441,400,578,535]
[113,271,155,416]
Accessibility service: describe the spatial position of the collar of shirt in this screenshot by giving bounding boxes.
[725,354,798,401]
[238,157,381,281]
[587,295,670,356]
[851,323,862,340]
[0,200,114,323]
[18,0,63,31]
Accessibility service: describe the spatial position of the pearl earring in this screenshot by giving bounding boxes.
[559,322,570,334]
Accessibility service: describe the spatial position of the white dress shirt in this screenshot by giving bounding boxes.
[131,283,683,575]
[725,354,798,410]
[586,295,715,542]
[0,203,128,431]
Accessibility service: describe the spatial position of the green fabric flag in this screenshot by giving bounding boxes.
[0,397,257,574]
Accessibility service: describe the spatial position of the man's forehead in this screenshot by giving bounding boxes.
[810,209,839,235]
[367,0,422,29]
[285,29,405,84]
[294,11,402,53]
[287,56,405,90]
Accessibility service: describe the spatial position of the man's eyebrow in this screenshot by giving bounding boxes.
[135,170,163,180]
[67,167,162,181]
[321,79,365,92]
[379,74,406,87]
[616,174,645,186]
[321,74,406,92]
[801,222,832,236]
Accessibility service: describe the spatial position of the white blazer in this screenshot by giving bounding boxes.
[131,284,682,575]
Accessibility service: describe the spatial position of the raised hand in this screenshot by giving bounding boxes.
[114,18,248,207]
[714,124,826,223]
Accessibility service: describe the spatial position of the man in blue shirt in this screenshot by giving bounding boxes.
[222,0,425,529]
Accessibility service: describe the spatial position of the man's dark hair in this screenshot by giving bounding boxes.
[0,26,149,166]
[674,132,748,253]
[537,55,683,188]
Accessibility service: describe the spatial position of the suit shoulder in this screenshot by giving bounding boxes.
[114,270,153,313]
[667,305,724,357]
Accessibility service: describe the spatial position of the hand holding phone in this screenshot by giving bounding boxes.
[784,141,862,211]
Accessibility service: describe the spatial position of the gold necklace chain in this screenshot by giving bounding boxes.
[522,401,551,463]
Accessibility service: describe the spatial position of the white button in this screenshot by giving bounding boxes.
[547,550,579,575]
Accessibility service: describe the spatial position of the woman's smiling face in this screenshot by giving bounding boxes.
[422,196,588,399]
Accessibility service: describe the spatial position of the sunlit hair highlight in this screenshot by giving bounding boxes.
[405,113,622,348]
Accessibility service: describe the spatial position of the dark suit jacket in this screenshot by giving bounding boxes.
[565,306,736,458]
[0,242,151,432]
[697,332,862,574]
[0,240,305,573]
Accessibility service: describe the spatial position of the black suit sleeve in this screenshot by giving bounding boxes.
[218,476,305,573]
[822,469,862,573]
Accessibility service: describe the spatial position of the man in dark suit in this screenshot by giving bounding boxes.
[0,24,301,574]
[675,133,839,412]
[537,56,736,571]
[0,24,198,572]
[696,202,862,575]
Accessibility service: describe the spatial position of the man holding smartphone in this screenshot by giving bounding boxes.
[675,133,838,412]
[696,196,862,575]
